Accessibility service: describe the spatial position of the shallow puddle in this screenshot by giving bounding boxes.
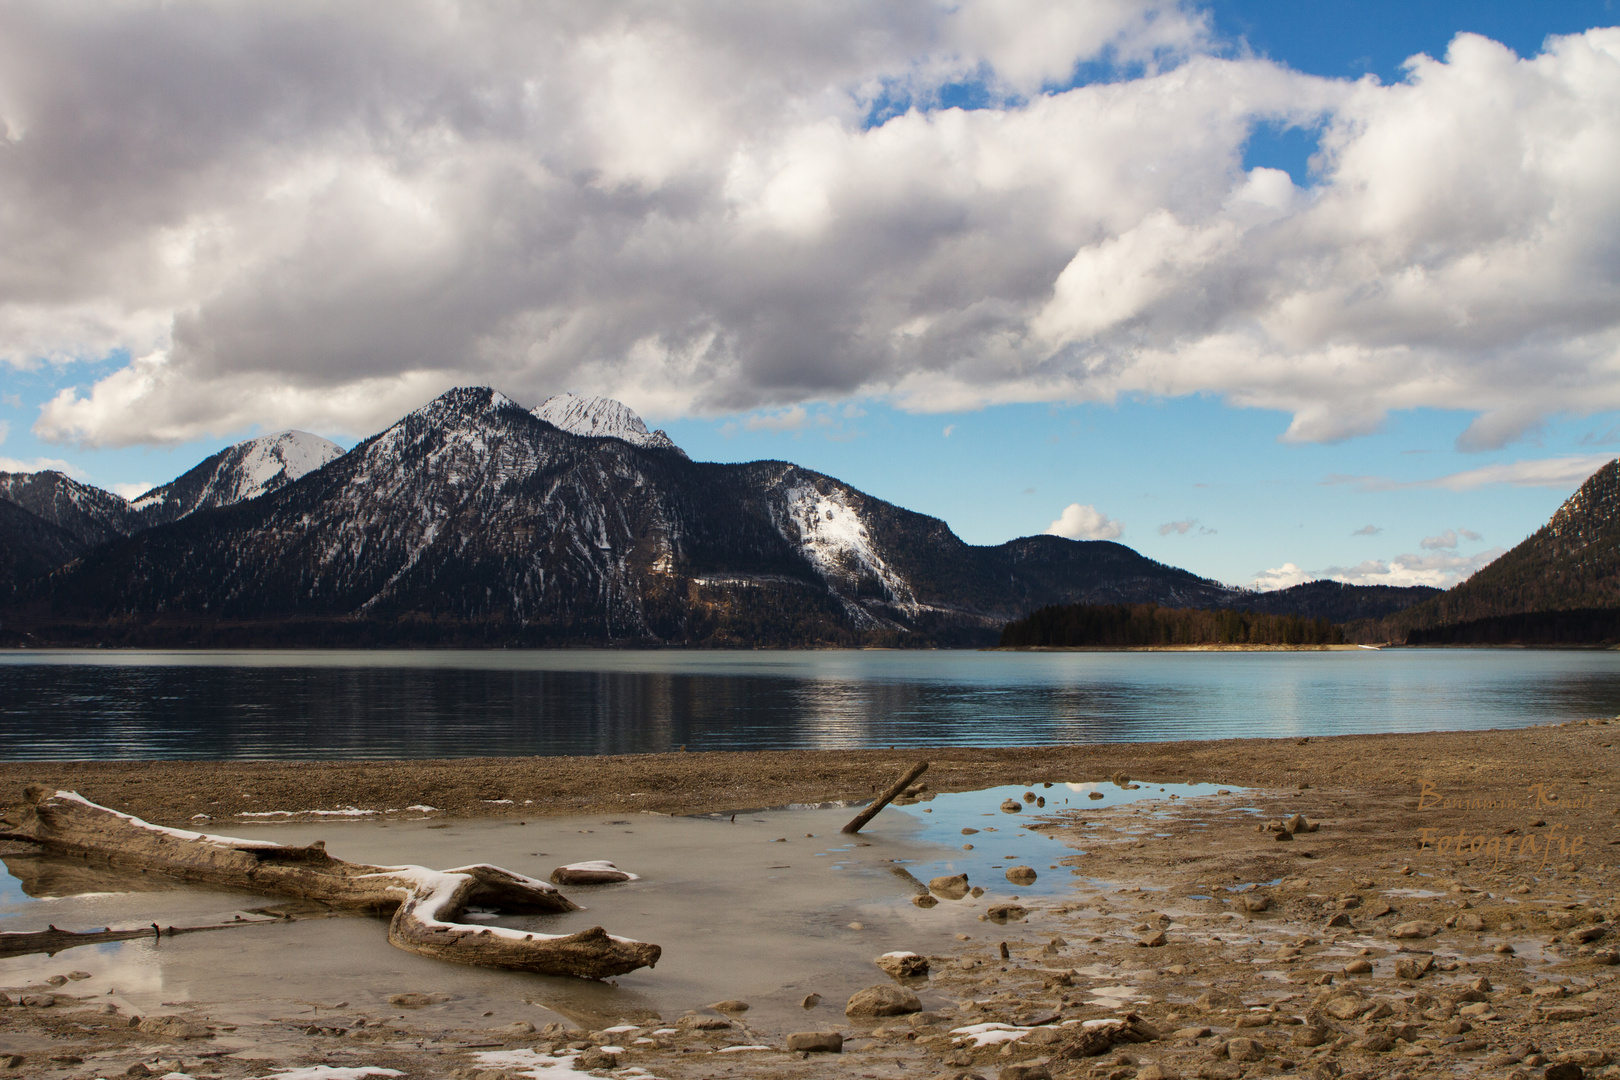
[0,780,1234,1035]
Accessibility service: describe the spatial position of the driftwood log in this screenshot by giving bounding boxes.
[0,786,660,980]
[842,760,929,834]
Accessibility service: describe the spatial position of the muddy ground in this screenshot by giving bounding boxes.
[1,719,1618,1080]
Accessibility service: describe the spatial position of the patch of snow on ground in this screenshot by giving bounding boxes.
[250,1067,403,1080]
[716,1045,772,1052]
[406,804,439,812]
[472,1047,590,1076]
[951,1022,1038,1047]
[235,807,377,817]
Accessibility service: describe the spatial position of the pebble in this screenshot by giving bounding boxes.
[1001,800,1023,813]
[930,874,971,900]
[708,999,750,1012]
[914,893,940,908]
[800,993,822,1008]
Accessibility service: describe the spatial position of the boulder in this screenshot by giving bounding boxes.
[549,861,637,886]
[137,1015,210,1040]
[786,1031,843,1053]
[1390,921,1439,939]
[1224,1038,1265,1062]
[845,984,922,1018]
[876,952,930,979]
[987,903,1029,923]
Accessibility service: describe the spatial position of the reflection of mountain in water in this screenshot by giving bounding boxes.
[4,651,1620,761]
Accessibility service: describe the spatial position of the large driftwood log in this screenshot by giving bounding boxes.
[0,787,660,980]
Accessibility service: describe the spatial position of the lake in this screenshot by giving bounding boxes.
[2,647,1618,760]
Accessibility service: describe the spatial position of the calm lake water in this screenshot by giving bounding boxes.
[2,647,1618,760]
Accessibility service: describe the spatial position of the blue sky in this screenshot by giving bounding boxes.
[3,0,1619,591]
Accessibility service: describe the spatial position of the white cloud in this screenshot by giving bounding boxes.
[111,481,154,500]
[1421,529,1460,550]
[0,455,83,476]
[1325,454,1617,493]
[1045,502,1123,540]
[1158,518,1197,536]
[1250,563,1313,591]
[1256,545,1508,591]
[942,424,955,437]
[0,7,1615,447]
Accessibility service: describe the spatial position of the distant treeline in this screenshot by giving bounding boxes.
[1405,607,1620,646]
[1000,602,1344,648]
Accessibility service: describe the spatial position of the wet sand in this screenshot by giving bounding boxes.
[1,720,1617,1080]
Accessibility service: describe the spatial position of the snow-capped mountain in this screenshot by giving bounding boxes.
[130,430,345,526]
[20,387,1237,645]
[533,393,686,456]
[0,470,142,546]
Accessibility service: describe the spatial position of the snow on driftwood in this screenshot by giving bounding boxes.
[0,786,659,979]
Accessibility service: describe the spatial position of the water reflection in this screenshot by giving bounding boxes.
[0,648,1617,760]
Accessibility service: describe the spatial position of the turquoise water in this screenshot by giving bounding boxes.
[1,647,1617,759]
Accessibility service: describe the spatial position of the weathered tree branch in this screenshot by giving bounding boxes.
[0,786,660,979]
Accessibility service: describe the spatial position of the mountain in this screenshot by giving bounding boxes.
[0,470,141,546]
[129,430,345,526]
[1354,458,1620,643]
[11,387,1243,647]
[532,393,686,456]
[0,500,84,597]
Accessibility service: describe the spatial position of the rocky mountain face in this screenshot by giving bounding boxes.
[532,393,686,456]
[14,388,1244,646]
[0,470,142,546]
[1356,458,1620,642]
[130,430,344,526]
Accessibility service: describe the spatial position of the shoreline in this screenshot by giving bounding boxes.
[1,722,1616,827]
[2,723,1618,1080]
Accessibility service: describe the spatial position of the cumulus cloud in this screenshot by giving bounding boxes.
[0,5,1618,446]
[1250,563,1313,590]
[111,481,155,501]
[0,454,83,476]
[1046,503,1123,540]
[1255,545,1507,590]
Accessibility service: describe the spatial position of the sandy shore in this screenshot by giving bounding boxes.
[1,721,1617,1080]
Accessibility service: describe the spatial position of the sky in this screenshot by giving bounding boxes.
[2,0,1619,591]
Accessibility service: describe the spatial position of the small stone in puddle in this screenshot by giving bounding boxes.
[1001,800,1023,813]
[963,828,979,835]
[389,992,450,1007]
[987,903,1028,923]
[914,894,939,908]
[709,1000,749,1012]
[1006,866,1038,886]
[930,874,971,900]
[970,886,985,897]
[800,994,821,1008]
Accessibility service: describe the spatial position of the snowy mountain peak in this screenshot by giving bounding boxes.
[533,393,686,456]
[130,430,344,524]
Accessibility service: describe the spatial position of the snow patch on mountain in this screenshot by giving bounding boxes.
[773,482,918,618]
[533,394,685,456]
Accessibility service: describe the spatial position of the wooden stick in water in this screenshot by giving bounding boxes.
[841,761,929,834]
